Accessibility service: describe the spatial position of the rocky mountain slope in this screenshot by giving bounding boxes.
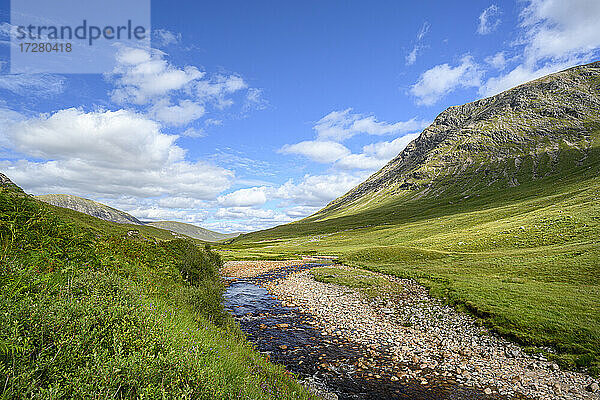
[36,194,143,225]
[314,61,600,219]
[0,172,24,193]
[147,221,239,242]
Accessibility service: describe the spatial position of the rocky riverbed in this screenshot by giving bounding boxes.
[223,261,600,399]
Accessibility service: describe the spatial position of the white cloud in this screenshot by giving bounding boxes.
[153,29,181,46]
[1,108,233,200]
[410,55,483,105]
[362,133,420,160]
[480,0,600,96]
[279,140,350,163]
[195,74,248,109]
[417,22,430,41]
[215,207,287,221]
[478,5,501,35]
[335,153,385,170]
[335,132,421,171]
[244,88,268,111]
[6,108,181,169]
[406,47,419,66]
[110,47,204,105]
[406,22,430,65]
[485,52,507,70]
[0,74,65,96]
[205,118,222,126]
[149,99,205,126]
[218,186,269,207]
[275,172,367,207]
[314,108,427,141]
[520,0,600,66]
[181,127,205,138]
[129,207,205,223]
[157,196,207,209]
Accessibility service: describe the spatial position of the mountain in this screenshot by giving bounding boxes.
[227,62,600,370]
[314,61,600,220]
[146,221,240,242]
[0,172,24,193]
[36,194,144,225]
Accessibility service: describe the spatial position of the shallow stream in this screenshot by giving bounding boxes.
[223,264,511,400]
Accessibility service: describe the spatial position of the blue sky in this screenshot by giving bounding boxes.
[1,0,599,232]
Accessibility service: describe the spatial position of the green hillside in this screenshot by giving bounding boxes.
[147,221,239,242]
[0,177,313,399]
[224,62,600,374]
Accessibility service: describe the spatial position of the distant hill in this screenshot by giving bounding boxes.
[146,221,240,242]
[36,194,143,225]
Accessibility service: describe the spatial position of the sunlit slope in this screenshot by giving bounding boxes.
[225,62,600,373]
[315,60,600,220]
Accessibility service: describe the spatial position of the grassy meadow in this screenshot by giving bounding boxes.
[0,185,314,399]
[222,135,600,375]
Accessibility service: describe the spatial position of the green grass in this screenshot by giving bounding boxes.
[221,135,600,376]
[0,186,314,399]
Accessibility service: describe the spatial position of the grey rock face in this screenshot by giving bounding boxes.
[0,172,24,193]
[0,172,12,186]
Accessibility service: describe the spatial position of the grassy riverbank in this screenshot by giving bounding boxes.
[0,185,314,399]
[221,142,600,376]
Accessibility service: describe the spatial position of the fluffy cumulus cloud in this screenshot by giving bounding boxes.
[1,108,233,201]
[108,47,256,126]
[479,0,600,96]
[110,47,204,105]
[362,133,420,160]
[149,99,205,126]
[485,52,507,70]
[279,140,350,163]
[275,172,368,207]
[314,109,427,141]
[218,186,269,207]
[520,0,600,65]
[410,55,483,105]
[478,5,501,35]
[280,110,425,173]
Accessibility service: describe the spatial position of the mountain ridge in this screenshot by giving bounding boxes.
[36,194,144,225]
[313,60,600,219]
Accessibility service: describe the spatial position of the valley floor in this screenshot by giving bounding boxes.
[224,260,600,399]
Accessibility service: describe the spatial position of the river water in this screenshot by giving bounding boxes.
[223,264,512,400]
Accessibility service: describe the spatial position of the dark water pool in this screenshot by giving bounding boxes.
[223,264,513,400]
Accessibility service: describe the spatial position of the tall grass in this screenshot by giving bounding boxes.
[0,186,313,399]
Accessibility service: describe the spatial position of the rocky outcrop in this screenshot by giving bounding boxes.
[0,172,24,193]
[0,173,12,186]
[317,61,600,217]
